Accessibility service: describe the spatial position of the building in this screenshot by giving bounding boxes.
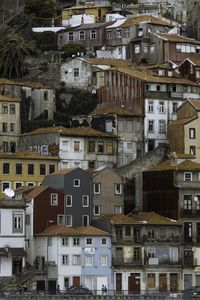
[0,151,59,194]
[90,166,124,218]
[178,56,200,82]
[42,167,93,227]
[0,198,26,277]
[35,225,113,292]
[0,94,21,153]
[93,212,182,292]
[21,126,117,169]
[168,99,200,161]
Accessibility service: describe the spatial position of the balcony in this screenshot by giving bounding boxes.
[145,257,182,266]
[112,256,142,266]
[169,92,183,98]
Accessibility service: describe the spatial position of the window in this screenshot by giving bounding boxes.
[2,181,10,192]
[98,142,104,153]
[88,141,95,153]
[150,45,155,53]
[147,273,155,289]
[74,68,79,77]
[40,164,46,176]
[101,238,107,245]
[28,164,34,175]
[66,215,72,227]
[82,195,89,207]
[114,205,122,214]
[124,28,129,37]
[14,182,23,189]
[3,142,8,152]
[73,238,80,246]
[65,195,72,207]
[148,120,154,132]
[73,255,81,265]
[125,226,131,236]
[148,229,155,239]
[147,248,156,258]
[90,30,96,39]
[64,277,70,289]
[49,165,55,174]
[27,182,35,187]
[190,146,196,155]
[115,183,122,195]
[106,30,111,39]
[57,215,65,225]
[116,29,122,38]
[133,247,140,261]
[85,255,94,266]
[94,205,101,216]
[184,172,192,182]
[83,215,89,226]
[94,183,101,194]
[43,91,48,101]
[183,195,192,210]
[184,222,192,239]
[89,161,95,168]
[86,238,92,245]
[189,128,196,139]
[172,102,178,113]
[135,45,140,53]
[79,30,85,40]
[73,179,80,187]
[10,123,15,132]
[10,142,16,153]
[107,142,113,154]
[74,161,81,168]
[68,32,73,41]
[74,141,80,151]
[3,122,7,132]
[196,196,200,211]
[2,105,8,114]
[148,101,154,113]
[118,46,122,55]
[10,104,15,114]
[3,163,10,174]
[159,101,164,113]
[144,45,148,53]
[158,69,164,76]
[101,255,108,266]
[159,120,166,133]
[62,255,68,265]
[13,213,23,233]
[50,193,58,206]
[62,237,68,246]
[16,163,22,175]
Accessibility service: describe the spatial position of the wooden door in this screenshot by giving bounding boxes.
[128,274,140,294]
[170,273,178,291]
[116,273,122,293]
[159,273,167,291]
[73,276,80,286]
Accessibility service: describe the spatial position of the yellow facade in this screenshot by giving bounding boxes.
[62,5,111,21]
[0,152,59,195]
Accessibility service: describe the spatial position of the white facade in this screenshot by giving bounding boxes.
[96,45,127,60]
[62,14,95,27]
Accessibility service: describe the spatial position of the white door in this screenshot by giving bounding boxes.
[85,276,93,291]
[97,276,108,295]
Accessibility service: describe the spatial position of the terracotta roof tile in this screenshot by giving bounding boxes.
[28,126,117,138]
[150,159,200,171]
[85,58,136,68]
[36,225,110,236]
[169,117,196,126]
[91,107,143,116]
[129,212,180,225]
[97,214,138,224]
[154,33,200,44]
[121,15,173,28]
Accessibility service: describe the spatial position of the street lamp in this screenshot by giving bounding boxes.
[46,220,54,294]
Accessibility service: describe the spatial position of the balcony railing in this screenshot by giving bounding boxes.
[112,257,142,266]
[144,257,182,266]
[113,235,181,243]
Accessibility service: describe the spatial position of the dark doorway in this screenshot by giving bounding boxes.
[148,139,155,152]
[116,273,122,294]
[12,257,22,275]
[48,280,56,294]
[37,280,45,293]
[128,273,140,294]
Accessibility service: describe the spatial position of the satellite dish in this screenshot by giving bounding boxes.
[194,196,198,202]
[4,188,15,198]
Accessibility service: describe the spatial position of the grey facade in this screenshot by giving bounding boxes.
[42,168,93,227]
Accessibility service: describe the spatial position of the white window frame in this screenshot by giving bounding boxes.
[14,182,23,190]
[62,237,68,246]
[79,30,85,40]
[72,255,81,265]
[148,101,154,113]
[90,29,96,40]
[116,29,122,38]
[135,45,140,54]
[101,255,108,266]
[68,32,73,41]
[57,214,65,225]
[114,205,122,214]
[101,238,107,245]
[82,195,89,207]
[65,195,72,207]
[85,255,94,266]
[73,179,80,187]
[62,255,68,265]
[184,172,192,182]
[94,183,101,194]
[159,120,166,133]
[50,193,58,206]
[115,183,122,195]
[148,120,154,132]
[94,205,101,216]
[27,182,35,187]
[83,215,89,227]
[2,181,11,192]
[158,101,165,113]
[73,238,80,246]
[86,237,93,245]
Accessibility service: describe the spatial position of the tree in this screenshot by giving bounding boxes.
[25,0,56,18]
[0,25,36,79]
[61,43,86,59]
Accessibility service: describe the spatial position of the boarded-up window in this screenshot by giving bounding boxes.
[147,273,155,288]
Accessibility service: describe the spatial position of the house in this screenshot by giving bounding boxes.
[90,107,144,166]
[90,166,124,218]
[58,22,110,53]
[178,55,200,82]
[35,225,113,292]
[21,126,117,169]
[0,94,21,153]
[97,66,200,152]
[42,167,93,227]
[142,158,200,289]
[60,57,135,91]
[0,198,26,277]
[105,15,173,60]
[0,151,59,195]
[92,212,182,292]
[0,78,56,123]
[131,32,200,65]
[168,99,200,161]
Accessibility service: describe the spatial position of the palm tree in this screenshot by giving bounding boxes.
[0,25,36,79]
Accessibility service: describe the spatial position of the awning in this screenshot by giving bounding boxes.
[9,248,26,257]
